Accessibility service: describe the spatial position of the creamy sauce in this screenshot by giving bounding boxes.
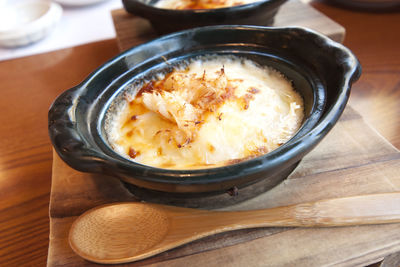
[154,0,260,9]
[106,56,304,169]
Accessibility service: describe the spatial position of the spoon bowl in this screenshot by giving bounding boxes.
[69,203,170,262]
[69,192,400,264]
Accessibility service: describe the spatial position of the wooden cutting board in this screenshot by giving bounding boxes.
[47,1,400,266]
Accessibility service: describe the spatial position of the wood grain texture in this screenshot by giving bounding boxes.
[48,2,400,266]
[48,106,400,267]
[310,0,400,150]
[0,40,120,266]
[0,0,399,266]
[380,251,400,267]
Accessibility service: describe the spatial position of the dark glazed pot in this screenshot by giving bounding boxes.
[48,26,361,207]
[122,0,287,34]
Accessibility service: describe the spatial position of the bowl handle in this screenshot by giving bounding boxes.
[48,86,107,173]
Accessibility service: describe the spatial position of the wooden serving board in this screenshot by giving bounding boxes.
[47,1,400,266]
[48,107,400,267]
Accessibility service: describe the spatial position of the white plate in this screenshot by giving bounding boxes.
[0,1,63,47]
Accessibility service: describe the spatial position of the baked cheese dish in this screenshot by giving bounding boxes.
[106,56,304,169]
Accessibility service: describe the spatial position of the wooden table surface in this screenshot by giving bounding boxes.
[0,1,399,266]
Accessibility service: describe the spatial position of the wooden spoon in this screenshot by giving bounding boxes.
[69,192,400,264]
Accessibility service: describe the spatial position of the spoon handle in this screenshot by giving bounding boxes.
[289,191,400,226]
[201,192,400,229]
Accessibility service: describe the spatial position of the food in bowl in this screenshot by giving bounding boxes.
[154,0,261,9]
[48,26,360,202]
[106,56,304,169]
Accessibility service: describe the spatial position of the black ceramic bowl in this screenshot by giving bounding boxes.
[48,26,361,207]
[122,0,287,34]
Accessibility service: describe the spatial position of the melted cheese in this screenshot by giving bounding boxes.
[154,0,260,9]
[107,56,304,169]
